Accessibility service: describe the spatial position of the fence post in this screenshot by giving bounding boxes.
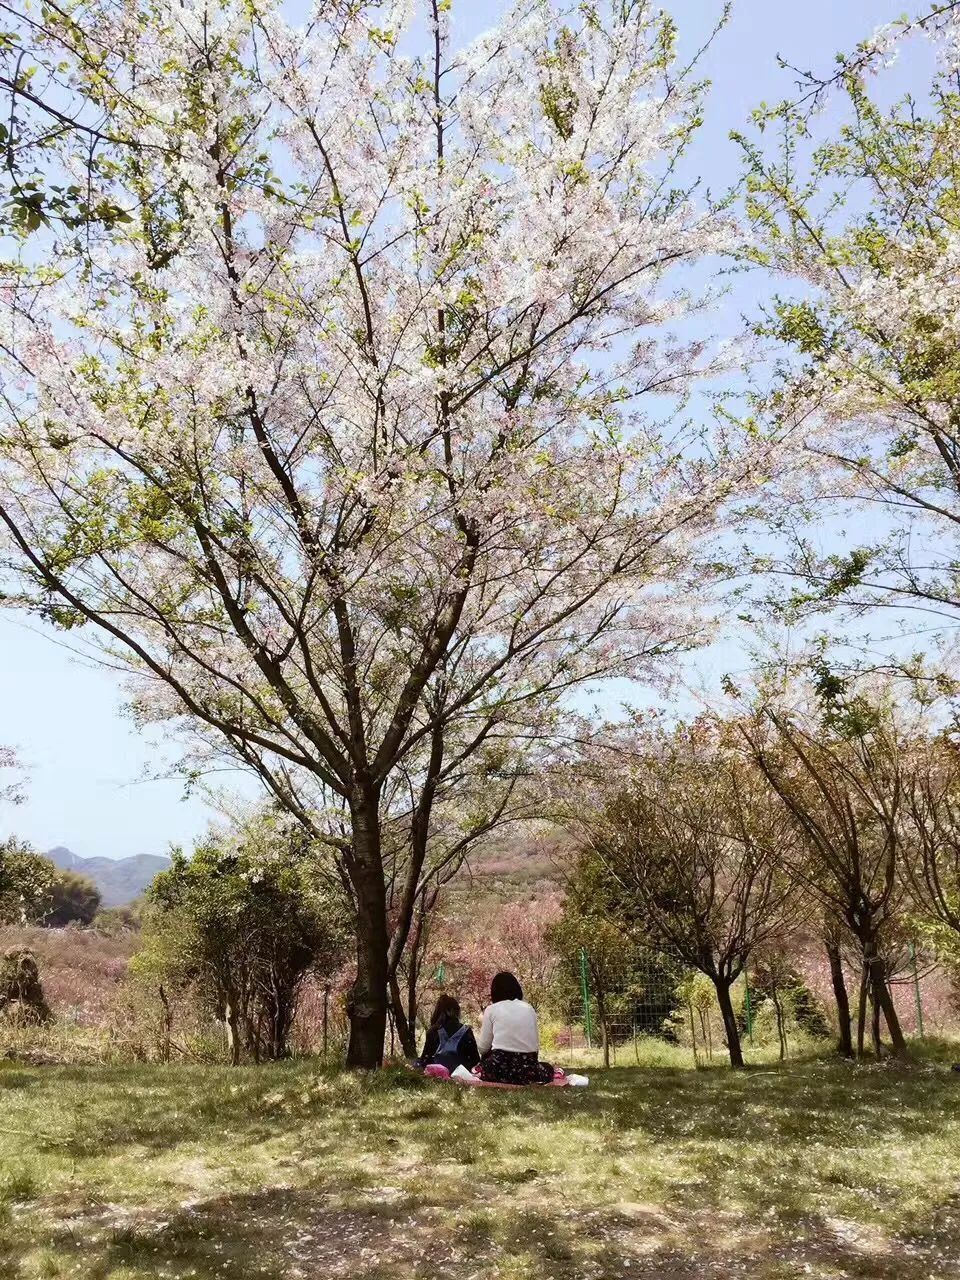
[909,943,924,1038]
[579,946,594,1048]
[744,972,754,1045]
[688,1000,699,1068]
[322,983,330,1059]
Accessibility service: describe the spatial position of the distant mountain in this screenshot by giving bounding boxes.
[45,846,171,907]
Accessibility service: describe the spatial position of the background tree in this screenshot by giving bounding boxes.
[549,852,640,1066]
[140,812,350,1064]
[673,971,717,1061]
[94,901,143,936]
[749,943,831,1061]
[0,0,766,1066]
[0,838,55,926]
[46,871,101,928]
[127,905,200,1064]
[905,734,960,948]
[742,689,913,1057]
[576,722,802,1068]
[0,841,102,929]
[492,897,563,1013]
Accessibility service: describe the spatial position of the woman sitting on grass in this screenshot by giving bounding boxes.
[476,971,556,1085]
[415,994,481,1074]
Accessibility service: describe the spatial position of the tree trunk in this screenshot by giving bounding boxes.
[389,974,418,1058]
[688,1001,698,1064]
[856,965,868,1059]
[158,984,172,1065]
[772,989,787,1061]
[406,935,421,1039]
[270,974,296,1061]
[825,938,853,1057]
[870,988,882,1057]
[224,995,241,1067]
[346,798,389,1069]
[867,953,908,1058]
[593,990,610,1068]
[714,979,744,1069]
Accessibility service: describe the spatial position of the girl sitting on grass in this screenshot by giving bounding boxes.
[476,971,556,1085]
[415,994,481,1074]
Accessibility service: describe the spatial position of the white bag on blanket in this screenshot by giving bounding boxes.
[451,1064,481,1084]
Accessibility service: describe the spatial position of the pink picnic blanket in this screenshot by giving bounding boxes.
[423,1063,570,1089]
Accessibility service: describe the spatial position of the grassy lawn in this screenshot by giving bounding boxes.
[3,1045,960,1280]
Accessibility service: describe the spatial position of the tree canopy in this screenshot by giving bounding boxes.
[0,0,772,1065]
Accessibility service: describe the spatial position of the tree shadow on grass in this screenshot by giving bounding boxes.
[461,1057,960,1179]
[18,1187,484,1280]
[5,1187,944,1280]
[6,1054,960,1278]
[455,1197,960,1280]
[5,1173,960,1280]
[12,1055,958,1161]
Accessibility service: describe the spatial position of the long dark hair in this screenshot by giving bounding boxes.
[490,971,523,1003]
[429,994,461,1030]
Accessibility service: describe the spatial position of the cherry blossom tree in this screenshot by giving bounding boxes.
[0,0,159,234]
[0,0,768,1066]
[737,5,960,635]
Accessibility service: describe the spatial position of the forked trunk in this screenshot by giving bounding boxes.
[714,978,744,1069]
[868,953,908,1058]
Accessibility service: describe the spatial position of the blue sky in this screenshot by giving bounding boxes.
[0,0,924,859]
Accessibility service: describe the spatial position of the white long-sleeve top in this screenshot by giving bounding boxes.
[477,998,540,1055]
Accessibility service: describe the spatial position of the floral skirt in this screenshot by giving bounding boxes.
[478,1049,555,1085]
